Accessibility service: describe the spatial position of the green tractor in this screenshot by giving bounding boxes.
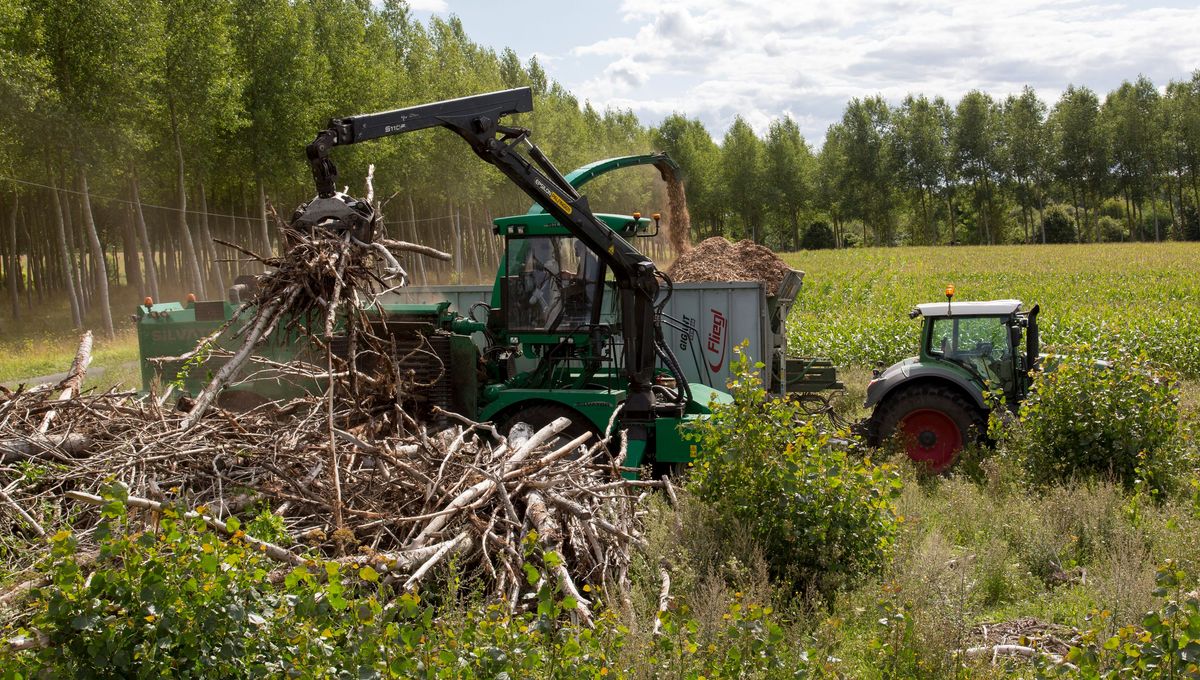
[864,292,1040,470]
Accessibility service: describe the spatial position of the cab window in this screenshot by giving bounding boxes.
[503,236,607,332]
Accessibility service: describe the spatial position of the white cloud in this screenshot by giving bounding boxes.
[566,0,1200,145]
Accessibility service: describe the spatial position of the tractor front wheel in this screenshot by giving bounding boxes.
[868,385,985,472]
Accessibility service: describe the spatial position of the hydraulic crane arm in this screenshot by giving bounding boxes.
[302,87,665,423]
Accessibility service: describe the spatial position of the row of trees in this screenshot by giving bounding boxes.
[0,0,667,336]
[2,0,1199,335]
[656,75,1200,250]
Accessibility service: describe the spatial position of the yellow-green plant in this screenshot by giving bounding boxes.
[685,346,903,599]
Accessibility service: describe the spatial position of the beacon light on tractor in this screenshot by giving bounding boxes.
[864,293,1040,471]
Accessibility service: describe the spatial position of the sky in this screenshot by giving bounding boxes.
[407,0,1200,145]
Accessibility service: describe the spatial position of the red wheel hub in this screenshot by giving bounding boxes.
[899,409,962,472]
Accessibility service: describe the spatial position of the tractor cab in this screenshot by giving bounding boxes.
[491,212,654,338]
[865,298,1040,472]
[913,299,1040,405]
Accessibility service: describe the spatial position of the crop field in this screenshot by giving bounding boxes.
[784,242,1200,378]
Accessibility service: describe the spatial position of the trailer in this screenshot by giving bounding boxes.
[384,271,842,401]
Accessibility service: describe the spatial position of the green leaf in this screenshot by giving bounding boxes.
[523,562,540,586]
[199,553,219,573]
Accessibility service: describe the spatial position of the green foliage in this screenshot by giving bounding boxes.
[685,347,902,598]
[1043,204,1078,243]
[801,221,837,250]
[654,113,724,238]
[837,96,896,245]
[764,116,816,249]
[1057,561,1200,678]
[651,594,795,677]
[1183,206,1200,241]
[721,116,767,242]
[995,352,1181,493]
[1098,215,1126,243]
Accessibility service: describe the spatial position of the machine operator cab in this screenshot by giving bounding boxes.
[493,212,656,337]
[913,299,1040,404]
[507,234,602,332]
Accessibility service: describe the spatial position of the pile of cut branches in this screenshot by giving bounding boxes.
[178,197,443,429]
[0,200,666,635]
[1,335,658,631]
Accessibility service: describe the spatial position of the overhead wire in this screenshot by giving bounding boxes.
[0,175,457,224]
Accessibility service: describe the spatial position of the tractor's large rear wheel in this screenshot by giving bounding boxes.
[499,403,603,461]
[868,385,985,472]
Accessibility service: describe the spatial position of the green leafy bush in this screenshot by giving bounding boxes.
[1183,205,1200,241]
[1042,205,1078,244]
[1098,215,1126,243]
[995,352,1181,493]
[1055,561,1200,678]
[685,348,903,598]
[801,221,837,250]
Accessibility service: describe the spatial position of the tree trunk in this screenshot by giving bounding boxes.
[21,217,33,311]
[257,181,272,264]
[451,202,463,281]
[77,169,114,338]
[468,203,482,282]
[1121,187,1133,239]
[6,194,17,320]
[1189,163,1200,220]
[168,99,205,299]
[129,169,160,300]
[62,187,88,314]
[1069,185,1082,242]
[241,188,252,279]
[408,193,427,285]
[27,211,42,304]
[49,172,83,329]
[120,204,142,293]
[224,204,239,283]
[945,193,957,245]
[198,181,222,292]
[918,188,931,245]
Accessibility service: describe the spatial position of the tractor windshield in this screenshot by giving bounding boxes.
[928,316,1011,384]
[503,236,607,332]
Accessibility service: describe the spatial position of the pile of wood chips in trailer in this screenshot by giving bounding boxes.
[667,236,793,295]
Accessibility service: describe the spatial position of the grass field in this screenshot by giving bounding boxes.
[784,242,1200,378]
[0,287,143,390]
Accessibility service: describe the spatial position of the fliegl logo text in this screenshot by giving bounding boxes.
[706,308,728,372]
